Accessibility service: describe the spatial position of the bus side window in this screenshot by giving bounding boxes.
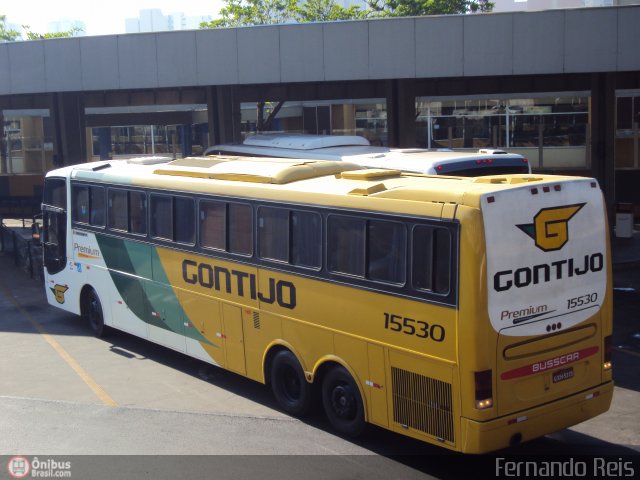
[327,215,365,277]
[150,194,173,240]
[175,197,195,245]
[291,210,321,268]
[72,185,90,224]
[367,220,406,284]
[258,207,288,262]
[200,200,226,250]
[128,191,147,235]
[228,203,253,256]
[89,186,105,227]
[412,226,451,295]
[108,189,128,231]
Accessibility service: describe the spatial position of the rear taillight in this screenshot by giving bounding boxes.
[604,335,612,370]
[474,369,493,409]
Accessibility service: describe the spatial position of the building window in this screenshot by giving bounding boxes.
[416,93,590,169]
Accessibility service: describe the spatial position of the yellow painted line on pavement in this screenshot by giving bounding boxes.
[1,284,118,408]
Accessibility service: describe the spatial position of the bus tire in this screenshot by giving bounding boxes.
[321,366,366,437]
[84,289,106,337]
[269,350,311,417]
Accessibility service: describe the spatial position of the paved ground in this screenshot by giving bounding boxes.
[1,224,639,479]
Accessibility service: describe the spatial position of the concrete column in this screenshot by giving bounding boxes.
[180,124,192,157]
[97,128,111,160]
[386,79,417,148]
[207,86,242,146]
[49,92,87,166]
[590,73,616,229]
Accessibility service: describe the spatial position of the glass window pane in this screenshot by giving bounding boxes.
[175,197,195,244]
[150,195,173,240]
[258,207,288,262]
[367,220,406,284]
[291,211,321,268]
[228,203,252,255]
[327,215,365,277]
[89,186,105,227]
[44,178,67,208]
[128,191,147,235]
[511,114,539,147]
[108,190,128,231]
[200,200,226,250]
[72,185,89,224]
[412,226,451,294]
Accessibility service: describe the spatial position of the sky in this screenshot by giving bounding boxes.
[1,0,222,36]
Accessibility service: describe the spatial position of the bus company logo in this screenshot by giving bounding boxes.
[517,203,585,252]
[500,346,598,380]
[7,456,30,479]
[73,242,101,259]
[50,284,69,304]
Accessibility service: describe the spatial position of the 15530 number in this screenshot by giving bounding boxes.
[384,313,445,342]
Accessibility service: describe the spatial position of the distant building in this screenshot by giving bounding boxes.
[125,9,212,33]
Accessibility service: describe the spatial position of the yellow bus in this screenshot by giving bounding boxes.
[40,155,613,453]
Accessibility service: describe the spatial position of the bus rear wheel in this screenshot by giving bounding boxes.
[84,289,106,337]
[321,366,366,437]
[269,350,311,416]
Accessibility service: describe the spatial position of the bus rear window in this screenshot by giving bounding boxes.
[442,165,529,177]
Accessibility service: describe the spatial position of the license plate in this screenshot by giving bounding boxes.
[552,367,574,383]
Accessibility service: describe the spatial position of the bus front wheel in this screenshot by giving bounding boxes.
[321,366,366,437]
[269,350,312,416]
[84,289,106,337]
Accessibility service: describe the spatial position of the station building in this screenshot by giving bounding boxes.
[1,6,639,220]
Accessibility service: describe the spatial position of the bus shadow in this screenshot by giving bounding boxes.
[338,426,640,479]
[95,327,639,479]
[95,327,275,407]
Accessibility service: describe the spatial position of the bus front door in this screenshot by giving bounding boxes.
[42,207,67,276]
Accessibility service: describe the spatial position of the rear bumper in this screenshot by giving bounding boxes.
[459,381,613,454]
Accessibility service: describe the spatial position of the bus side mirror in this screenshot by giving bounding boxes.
[31,220,42,245]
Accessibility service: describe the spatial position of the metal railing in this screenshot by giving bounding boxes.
[0,217,44,282]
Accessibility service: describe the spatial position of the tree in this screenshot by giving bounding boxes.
[365,0,493,16]
[1,15,20,42]
[22,25,84,40]
[200,0,368,28]
[201,0,298,28]
[293,0,367,22]
[200,0,492,28]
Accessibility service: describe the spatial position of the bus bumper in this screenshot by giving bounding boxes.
[459,381,614,454]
